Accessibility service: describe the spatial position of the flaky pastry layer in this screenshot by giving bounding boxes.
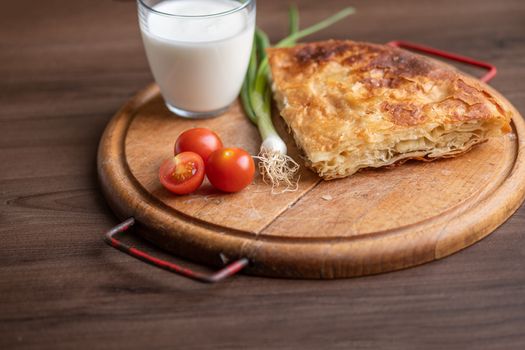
[267,40,512,179]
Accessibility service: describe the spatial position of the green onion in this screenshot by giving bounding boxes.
[241,6,355,191]
[277,7,355,48]
[288,4,299,43]
[240,43,257,123]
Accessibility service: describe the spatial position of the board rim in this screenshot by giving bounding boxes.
[98,83,525,278]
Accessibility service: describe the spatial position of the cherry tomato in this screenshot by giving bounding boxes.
[174,128,223,162]
[159,152,205,195]
[206,148,255,193]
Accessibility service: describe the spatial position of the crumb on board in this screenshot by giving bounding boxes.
[321,194,333,201]
[220,253,229,264]
[508,133,517,141]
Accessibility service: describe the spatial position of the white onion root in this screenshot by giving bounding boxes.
[255,149,300,194]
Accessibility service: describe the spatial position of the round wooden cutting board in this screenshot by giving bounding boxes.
[98,83,525,279]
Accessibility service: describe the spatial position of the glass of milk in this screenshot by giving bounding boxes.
[138,0,256,118]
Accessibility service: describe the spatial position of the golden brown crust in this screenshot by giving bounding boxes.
[267,40,512,179]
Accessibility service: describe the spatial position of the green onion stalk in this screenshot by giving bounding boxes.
[241,6,355,192]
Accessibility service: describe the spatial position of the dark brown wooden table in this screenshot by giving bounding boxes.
[1,0,524,348]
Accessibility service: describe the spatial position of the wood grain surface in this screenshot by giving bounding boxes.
[99,82,525,278]
[1,0,525,348]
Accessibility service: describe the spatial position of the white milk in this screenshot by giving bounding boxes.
[139,0,255,115]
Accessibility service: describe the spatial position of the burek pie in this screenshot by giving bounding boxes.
[267,40,512,179]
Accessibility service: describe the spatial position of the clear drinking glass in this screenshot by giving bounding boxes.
[138,0,256,118]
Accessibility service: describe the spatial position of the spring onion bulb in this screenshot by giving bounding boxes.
[241,6,355,192]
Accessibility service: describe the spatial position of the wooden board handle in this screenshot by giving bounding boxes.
[387,40,497,82]
[103,218,249,283]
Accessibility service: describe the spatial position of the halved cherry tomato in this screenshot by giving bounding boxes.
[206,148,255,193]
[174,128,223,162]
[159,152,205,195]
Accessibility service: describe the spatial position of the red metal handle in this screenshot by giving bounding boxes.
[104,218,249,283]
[386,40,497,83]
